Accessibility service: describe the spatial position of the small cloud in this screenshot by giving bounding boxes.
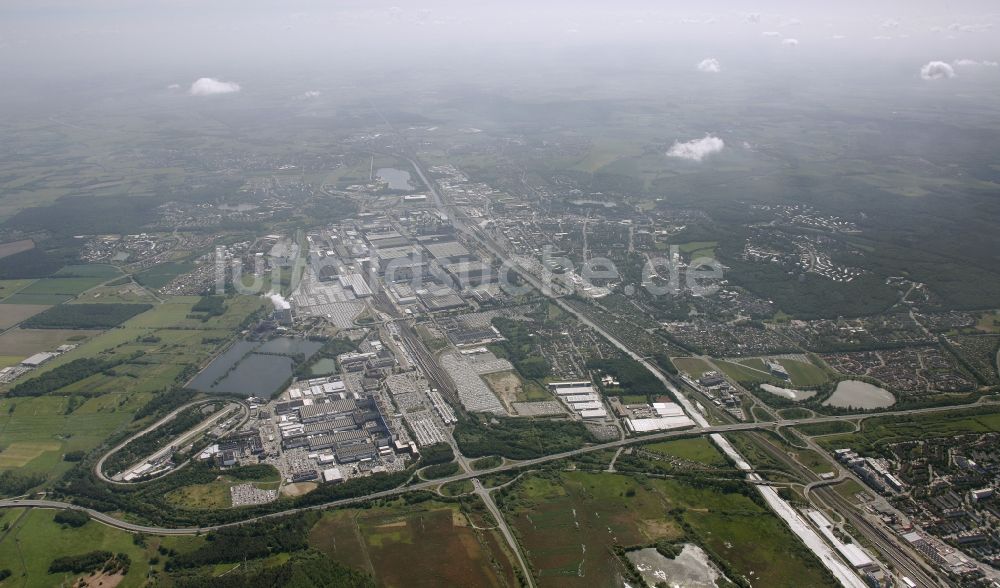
[667,135,725,162]
[696,58,721,73]
[762,31,781,37]
[881,18,900,29]
[781,38,799,47]
[744,13,761,24]
[872,35,893,40]
[303,90,322,98]
[778,17,801,27]
[166,83,180,90]
[953,58,998,67]
[188,77,241,96]
[831,34,847,40]
[920,61,956,80]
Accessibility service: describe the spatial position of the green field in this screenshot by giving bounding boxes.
[779,359,830,387]
[641,437,728,466]
[0,279,35,300]
[0,296,261,482]
[308,500,518,588]
[165,471,281,510]
[0,508,194,587]
[715,359,781,385]
[501,471,833,587]
[672,357,713,378]
[815,409,1000,453]
[134,262,195,289]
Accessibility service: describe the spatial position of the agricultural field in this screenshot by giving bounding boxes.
[0,296,261,482]
[308,499,519,588]
[0,279,35,301]
[0,304,50,330]
[0,328,101,356]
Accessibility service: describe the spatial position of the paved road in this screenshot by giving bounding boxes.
[94,400,247,484]
[2,402,996,535]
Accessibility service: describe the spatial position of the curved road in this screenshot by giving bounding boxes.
[1,400,997,535]
[94,400,247,485]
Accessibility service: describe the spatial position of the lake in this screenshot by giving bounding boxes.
[822,380,895,409]
[188,337,323,398]
[376,167,414,191]
[760,383,816,402]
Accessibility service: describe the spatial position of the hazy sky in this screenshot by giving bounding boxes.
[1,1,998,105]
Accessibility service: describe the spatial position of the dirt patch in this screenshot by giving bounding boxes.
[0,239,34,259]
[71,570,124,588]
[640,518,682,540]
[481,370,522,411]
[280,482,317,497]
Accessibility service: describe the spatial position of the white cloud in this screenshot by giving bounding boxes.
[762,31,781,37]
[188,77,241,96]
[744,13,761,24]
[881,18,900,29]
[831,34,847,40]
[667,135,725,162]
[781,38,799,47]
[953,59,998,67]
[920,61,955,80]
[303,90,322,98]
[166,83,180,90]
[696,58,721,73]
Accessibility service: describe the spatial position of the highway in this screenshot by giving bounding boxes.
[1,402,995,537]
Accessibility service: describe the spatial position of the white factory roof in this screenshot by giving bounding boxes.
[555,385,597,396]
[652,402,686,417]
[626,416,696,432]
[549,380,592,389]
[564,394,600,403]
[21,352,57,367]
[338,273,373,296]
[322,468,344,483]
[580,408,608,419]
[570,401,604,411]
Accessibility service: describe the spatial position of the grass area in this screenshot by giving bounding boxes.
[833,479,868,503]
[794,421,856,436]
[415,324,449,353]
[672,357,713,378]
[15,275,110,296]
[779,359,830,387]
[164,470,281,510]
[0,508,193,587]
[778,407,813,420]
[975,310,1000,333]
[502,471,833,587]
[642,437,728,466]
[0,279,35,301]
[134,262,194,289]
[308,500,518,588]
[501,472,682,586]
[0,328,103,356]
[715,359,783,386]
[788,447,836,476]
[752,406,776,421]
[0,296,261,483]
[0,355,23,367]
[439,479,474,496]
[815,409,1000,453]
[0,293,73,305]
[470,455,502,470]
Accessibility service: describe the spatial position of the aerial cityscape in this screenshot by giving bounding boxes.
[0,1,999,587]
